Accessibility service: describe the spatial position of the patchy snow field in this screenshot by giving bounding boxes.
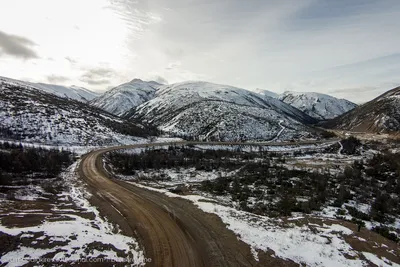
[0,162,145,266]
[0,137,182,156]
[131,183,400,267]
[118,167,240,187]
[194,142,335,153]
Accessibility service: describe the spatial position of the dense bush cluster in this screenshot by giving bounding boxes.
[0,142,74,185]
[324,136,362,155]
[372,226,400,243]
[108,146,263,175]
[102,119,158,137]
[340,136,362,154]
[338,152,400,224]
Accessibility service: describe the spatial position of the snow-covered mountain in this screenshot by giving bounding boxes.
[253,88,279,98]
[279,91,357,120]
[324,86,400,133]
[34,83,100,102]
[128,81,317,141]
[0,77,154,146]
[91,79,161,116]
[0,76,100,102]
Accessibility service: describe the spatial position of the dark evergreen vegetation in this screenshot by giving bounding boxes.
[0,142,74,186]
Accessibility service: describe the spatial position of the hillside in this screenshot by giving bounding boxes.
[0,76,99,102]
[253,88,279,98]
[323,86,400,133]
[34,83,100,102]
[91,79,161,116]
[128,81,318,141]
[279,91,357,120]
[0,77,154,146]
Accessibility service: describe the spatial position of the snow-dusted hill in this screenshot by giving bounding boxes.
[324,86,400,133]
[91,79,161,116]
[0,77,153,146]
[253,88,279,98]
[129,81,317,141]
[279,91,357,120]
[0,76,99,102]
[34,83,100,102]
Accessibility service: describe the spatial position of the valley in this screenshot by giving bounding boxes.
[1,2,399,266]
[0,75,399,267]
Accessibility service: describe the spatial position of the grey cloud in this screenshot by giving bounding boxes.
[0,30,38,59]
[149,75,168,85]
[65,56,77,64]
[328,87,381,95]
[83,79,112,85]
[79,67,115,85]
[164,47,184,58]
[47,75,70,83]
[165,61,181,70]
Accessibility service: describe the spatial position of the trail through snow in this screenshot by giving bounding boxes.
[338,141,344,155]
[271,120,286,142]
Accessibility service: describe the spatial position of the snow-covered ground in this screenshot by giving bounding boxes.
[0,139,100,155]
[194,142,335,153]
[118,167,240,186]
[0,137,182,156]
[0,162,146,266]
[316,203,400,233]
[130,183,400,267]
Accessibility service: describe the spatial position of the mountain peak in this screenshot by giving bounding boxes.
[91,79,159,116]
[130,78,144,83]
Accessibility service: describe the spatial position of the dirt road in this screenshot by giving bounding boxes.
[78,141,331,266]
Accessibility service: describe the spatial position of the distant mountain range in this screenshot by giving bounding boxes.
[0,76,100,102]
[0,76,153,146]
[126,81,317,141]
[3,74,395,143]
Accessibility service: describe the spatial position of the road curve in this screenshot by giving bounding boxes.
[78,140,336,266]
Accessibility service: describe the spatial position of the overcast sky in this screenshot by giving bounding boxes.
[0,0,399,102]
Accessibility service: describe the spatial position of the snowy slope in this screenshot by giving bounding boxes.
[279,91,357,120]
[0,76,99,102]
[34,83,100,102]
[129,81,317,141]
[324,86,400,133]
[91,79,160,116]
[253,88,279,98]
[0,77,152,146]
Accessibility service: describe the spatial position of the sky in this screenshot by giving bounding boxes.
[0,0,399,103]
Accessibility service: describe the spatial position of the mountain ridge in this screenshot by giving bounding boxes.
[323,86,400,133]
[0,76,100,102]
[279,91,357,120]
[90,79,161,116]
[128,81,318,141]
[0,76,153,146]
